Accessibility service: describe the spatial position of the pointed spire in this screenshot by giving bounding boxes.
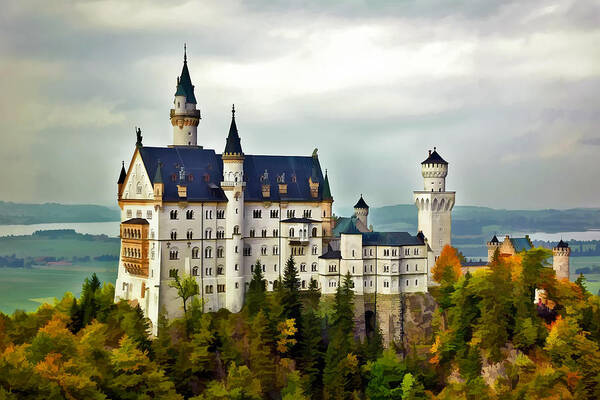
[174,44,197,104]
[223,104,243,156]
[354,194,369,209]
[322,169,332,200]
[117,161,126,184]
[153,160,164,183]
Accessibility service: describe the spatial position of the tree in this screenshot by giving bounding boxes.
[245,259,267,316]
[168,273,199,336]
[431,245,462,284]
[281,255,302,359]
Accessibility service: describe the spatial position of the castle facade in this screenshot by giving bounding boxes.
[114,51,454,334]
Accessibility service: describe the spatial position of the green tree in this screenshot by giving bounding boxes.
[168,273,199,336]
[245,259,267,316]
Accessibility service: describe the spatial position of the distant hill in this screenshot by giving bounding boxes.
[370,205,600,237]
[0,201,120,225]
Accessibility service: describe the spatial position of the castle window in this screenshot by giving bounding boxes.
[234,246,238,253]
[243,247,251,256]
[311,227,317,237]
[205,210,213,219]
[312,262,318,272]
[205,247,212,258]
[415,264,418,271]
[261,246,268,256]
[415,279,418,286]
[289,228,295,237]
[186,210,194,219]
[312,245,318,255]
[136,182,142,194]
[384,265,389,273]
[302,280,306,289]
[217,229,224,239]
[146,210,152,219]
[304,210,312,218]
[170,210,178,219]
[192,247,200,259]
[171,230,177,240]
[384,281,389,288]
[217,266,224,275]
[136,210,142,218]
[414,248,419,255]
[192,266,198,276]
[235,282,239,289]
[300,263,306,272]
[217,210,225,219]
[273,246,279,255]
[406,280,409,286]
[187,230,193,240]
[249,229,255,238]
[253,210,262,218]
[205,267,212,276]
[405,248,410,255]
[235,264,239,271]
[169,269,178,278]
[126,209,132,218]
[205,285,213,294]
[287,210,295,218]
[352,250,355,257]
[273,229,279,237]
[217,284,225,293]
[274,264,277,272]
[205,229,212,239]
[169,249,178,260]
[262,229,267,238]
[233,225,240,235]
[217,247,224,258]
[270,210,279,218]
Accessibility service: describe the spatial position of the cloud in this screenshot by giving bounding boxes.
[0,0,598,210]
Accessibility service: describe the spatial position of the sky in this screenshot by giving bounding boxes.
[0,0,599,214]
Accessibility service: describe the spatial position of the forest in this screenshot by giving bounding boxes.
[0,246,599,399]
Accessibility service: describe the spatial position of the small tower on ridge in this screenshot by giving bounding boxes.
[553,240,570,280]
[354,195,369,231]
[170,44,201,147]
[487,235,501,262]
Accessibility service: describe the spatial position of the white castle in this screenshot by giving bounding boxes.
[114,50,455,334]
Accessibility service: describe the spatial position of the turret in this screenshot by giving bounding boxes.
[553,240,570,280]
[221,104,245,313]
[421,147,448,192]
[117,161,126,200]
[354,195,369,231]
[170,44,201,147]
[487,235,501,262]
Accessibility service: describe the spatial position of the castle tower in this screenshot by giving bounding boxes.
[354,195,369,231]
[553,240,570,280]
[321,170,334,240]
[413,148,456,271]
[117,161,126,200]
[221,105,245,312]
[170,45,201,147]
[487,235,501,262]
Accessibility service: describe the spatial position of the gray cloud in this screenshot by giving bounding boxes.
[0,0,598,212]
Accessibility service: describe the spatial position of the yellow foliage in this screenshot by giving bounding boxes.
[277,319,298,354]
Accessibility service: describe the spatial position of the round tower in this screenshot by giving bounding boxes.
[354,195,369,230]
[421,147,448,192]
[487,235,501,262]
[221,105,245,312]
[553,240,570,280]
[170,45,201,147]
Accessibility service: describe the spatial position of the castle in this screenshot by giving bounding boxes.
[114,50,455,337]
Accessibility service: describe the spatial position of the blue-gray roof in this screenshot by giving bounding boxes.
[137,146,327,203]
[362,231,424,246]
[422,149,447,165]
[510,237,533,253]
[333,216,358,236]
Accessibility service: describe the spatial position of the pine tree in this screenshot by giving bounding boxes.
[249,310,276,394]
[245,259,267,316]
[68,297,83,333]
[299,306,324,399]
[323,272,359,399]
[281,255,302,359]
[81,273,102,326]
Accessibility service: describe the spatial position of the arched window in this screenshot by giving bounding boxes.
[136,182,142,194]
[192,247,200,259]
[352,249,355,257]
[289,228,295,237]
[170,210,178,220]
[192,266,198,276]
[205,247,212,258]
[170,230,177,240]
[312,262,318,272]
[186,210,194,219]
[169,247,179,260]
[311,227,317,237]
[217,265,224,275]
[205,228,212,239]
[233,225,240,235]
[187,229,193,240]
[217,247,224,258]
[300,263,306,272]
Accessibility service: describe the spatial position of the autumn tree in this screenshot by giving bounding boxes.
[168,273,199,336]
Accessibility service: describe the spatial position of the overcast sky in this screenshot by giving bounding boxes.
[1,0,599,213]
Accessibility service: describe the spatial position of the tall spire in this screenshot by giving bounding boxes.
[117,161,126,184]
[175,44,196,104]
[323,169,333,200]
[153,160,164,183]
[184,43,187,63]
[223,104,243,156]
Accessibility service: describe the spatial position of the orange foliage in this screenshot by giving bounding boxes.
[431,245,462,283]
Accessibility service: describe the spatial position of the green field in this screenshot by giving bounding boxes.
[0,262,117,313]
[571,256,600,295]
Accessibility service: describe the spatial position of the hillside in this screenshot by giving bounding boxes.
[0,201,119,225]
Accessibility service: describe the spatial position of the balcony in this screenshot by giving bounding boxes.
[289,236,310,246]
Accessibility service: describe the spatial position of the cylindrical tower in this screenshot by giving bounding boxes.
[421,147,448,192]
[222,105,245,312]
[553,240,570,280]
[170,46,201,147]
